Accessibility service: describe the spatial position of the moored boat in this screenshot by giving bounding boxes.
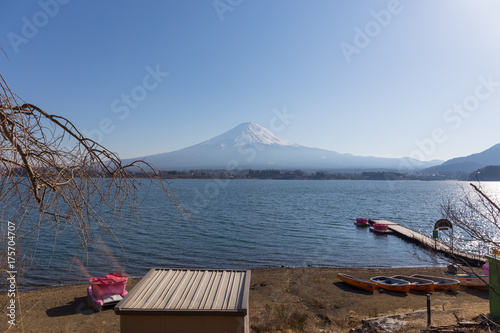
[410,274,460,291]
[369,223,392,234]
[391,275,435,292]
[370,276,410,293]
[354,218,370,227]
[338,273,376,292]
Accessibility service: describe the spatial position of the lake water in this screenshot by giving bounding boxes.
[20,180,500,289]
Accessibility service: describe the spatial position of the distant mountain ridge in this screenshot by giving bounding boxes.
[129,122,443,171]
[422,144,500,174]
[468,165,500,181]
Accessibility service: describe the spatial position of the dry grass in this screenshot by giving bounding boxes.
[251,303,312,333]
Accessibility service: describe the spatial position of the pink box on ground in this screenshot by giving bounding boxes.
[89,273,128,298]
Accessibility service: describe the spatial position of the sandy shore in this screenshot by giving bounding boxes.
[0,266,490,332]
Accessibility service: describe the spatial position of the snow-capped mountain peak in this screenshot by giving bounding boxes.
[202,122,299,148]
[125,122,444,171]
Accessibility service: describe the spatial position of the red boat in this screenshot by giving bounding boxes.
[369,223,392,234]
[354,218,370,227]
[87,273,128,311]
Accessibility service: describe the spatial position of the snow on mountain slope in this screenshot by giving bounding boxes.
[127,122,443,171]
[197,122,299,148]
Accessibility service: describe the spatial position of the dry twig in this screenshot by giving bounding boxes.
[0,72,188,292]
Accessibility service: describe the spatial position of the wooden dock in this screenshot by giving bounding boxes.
[371,219,485,267]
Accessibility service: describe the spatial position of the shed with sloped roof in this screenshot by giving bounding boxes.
[114,268,250,333]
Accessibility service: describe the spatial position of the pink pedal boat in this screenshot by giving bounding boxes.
[87,273,128,311]
[354,218,370,227]
[369,223,392,234]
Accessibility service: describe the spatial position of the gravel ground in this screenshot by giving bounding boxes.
[0,266,490,333]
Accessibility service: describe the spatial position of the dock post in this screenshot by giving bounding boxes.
[427,294,431,326]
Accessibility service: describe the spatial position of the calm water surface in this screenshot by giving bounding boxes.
[23,180,500,288]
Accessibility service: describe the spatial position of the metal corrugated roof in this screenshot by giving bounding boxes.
[115,268,250,315]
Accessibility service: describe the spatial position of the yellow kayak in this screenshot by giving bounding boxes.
[338,273,377,292]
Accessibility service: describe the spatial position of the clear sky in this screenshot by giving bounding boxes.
[1,0,500,161]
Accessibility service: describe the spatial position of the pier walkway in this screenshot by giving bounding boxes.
[371,219,485,266]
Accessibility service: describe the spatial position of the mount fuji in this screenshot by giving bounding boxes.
[130,122,442,171]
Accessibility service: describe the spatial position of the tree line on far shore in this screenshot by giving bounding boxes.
[129,169,457,181]
[154,166,500,181]
[8,166,500,181]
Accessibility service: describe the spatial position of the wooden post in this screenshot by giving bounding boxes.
[427,294,431,326]
[451,228,454,255]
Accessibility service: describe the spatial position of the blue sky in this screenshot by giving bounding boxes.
[1,0,500,161]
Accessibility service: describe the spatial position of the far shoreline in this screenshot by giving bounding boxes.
[129,169,474,181]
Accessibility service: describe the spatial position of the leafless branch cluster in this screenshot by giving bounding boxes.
[0,73,186,289]
[403,183,499,295]
[442,183,500,254]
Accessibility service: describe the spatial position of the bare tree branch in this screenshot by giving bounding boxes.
[436,182,500,294]
[0,71,189,292]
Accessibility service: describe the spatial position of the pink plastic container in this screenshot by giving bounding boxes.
[483,263,489,276]
[89,273,128,298]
